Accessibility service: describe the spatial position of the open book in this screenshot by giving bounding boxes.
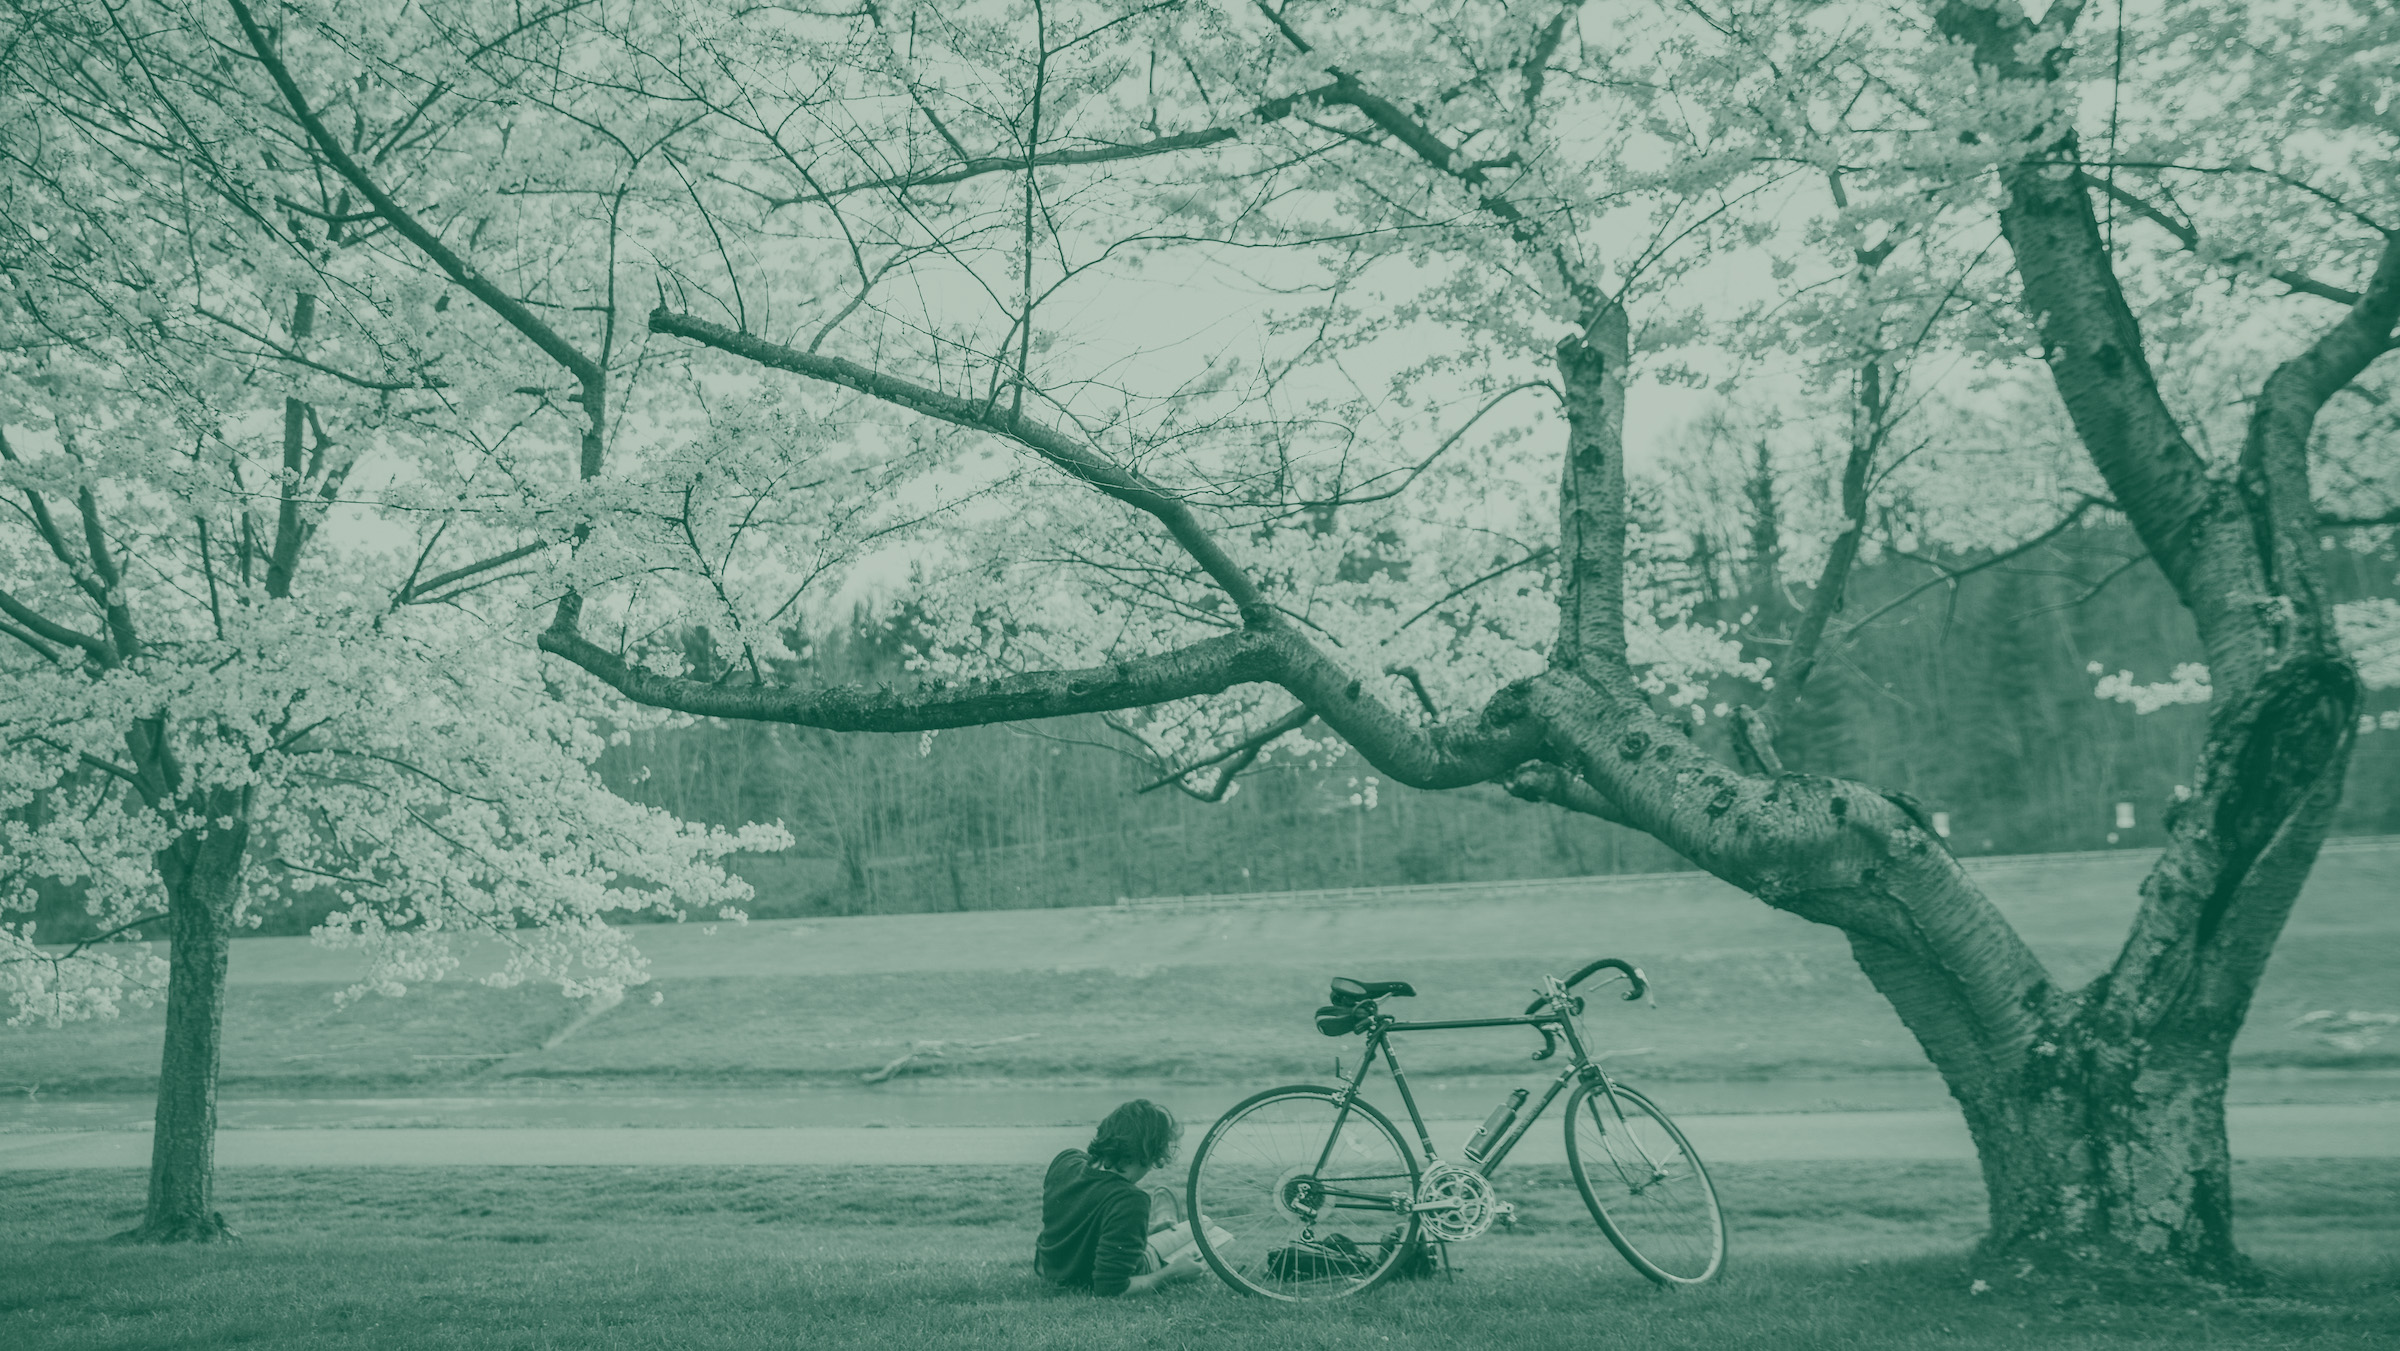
[1146,1218,1236,1269]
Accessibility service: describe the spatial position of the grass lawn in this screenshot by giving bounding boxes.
[7,846,2393,1100]
[4,1161,2397,1350]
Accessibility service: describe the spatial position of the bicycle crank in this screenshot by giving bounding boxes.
[1410,1162,1503,1242]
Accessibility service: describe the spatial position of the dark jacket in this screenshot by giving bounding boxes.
[1034,1149,1150,1296]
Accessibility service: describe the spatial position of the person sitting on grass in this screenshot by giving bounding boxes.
[1035,1099,1205,1296]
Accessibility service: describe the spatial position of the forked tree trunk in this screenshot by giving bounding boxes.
[1523,631,2356,1281]
[117,823,249,1243]
[1965,654,2358,1278]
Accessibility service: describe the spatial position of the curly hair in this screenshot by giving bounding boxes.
[1088,1099,1181,1172]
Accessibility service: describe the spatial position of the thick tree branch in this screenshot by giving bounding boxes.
[1992,151,2213,594]
[1938,2,2242,615]
[1525,664,2051,1080]
[72,486,138,658]
[1550,311,1630,669]
[2219,235,2400,644]
[0,618,60,661]
[265,293,317,600]
[1275,640,1545,789]
[1501,760,1629,825]
[0,588,109,659]
[2261,234,2400,414]
[539,626,1283,732]
[545,603,1538,790]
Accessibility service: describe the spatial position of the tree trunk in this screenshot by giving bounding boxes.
[1934,643,2354,1280]
[116,822,249,1244]
[1966,1016,2240,1279]
[1523,651,2357,1282]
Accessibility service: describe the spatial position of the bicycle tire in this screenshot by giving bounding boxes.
[1186,1084,1422,1301]
[1563,1081,1726,1285]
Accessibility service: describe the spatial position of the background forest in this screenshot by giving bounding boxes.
[612,524,2400,920]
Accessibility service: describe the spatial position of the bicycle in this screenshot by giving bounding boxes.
[1184,957,1725,1300]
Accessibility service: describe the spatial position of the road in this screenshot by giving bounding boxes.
[4,1102,2392,1169]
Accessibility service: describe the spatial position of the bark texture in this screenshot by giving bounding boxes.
[1902,0,2388,1277]
[1552,308,1631,669]
[118,814,250,1243]
[1970,1020,2240,1277]
[1972,657,2353,1278]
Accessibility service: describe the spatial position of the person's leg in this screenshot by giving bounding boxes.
[1144,1184,1182,1233]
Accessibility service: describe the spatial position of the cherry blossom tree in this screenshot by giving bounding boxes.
[21,0,2394,1279]
[0,2,786,1240]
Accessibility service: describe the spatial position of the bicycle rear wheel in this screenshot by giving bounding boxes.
[1186,1085,1421,1300]
[1564,1081,1725,1284]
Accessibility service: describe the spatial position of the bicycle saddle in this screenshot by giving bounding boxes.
[1329,977,1416,1006]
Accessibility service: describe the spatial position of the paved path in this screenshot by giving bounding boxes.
[4,1103,2391,1169]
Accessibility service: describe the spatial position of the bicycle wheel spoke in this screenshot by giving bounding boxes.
[1566,1084,1725,1284]
[1188,1088,1419,1301]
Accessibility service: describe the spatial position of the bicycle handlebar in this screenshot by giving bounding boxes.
[1522,957,1647,1016]
[1570,957,1648,1002]
[1521,957,1647,1060]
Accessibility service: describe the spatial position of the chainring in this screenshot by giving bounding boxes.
[1414,1162,1499,1242]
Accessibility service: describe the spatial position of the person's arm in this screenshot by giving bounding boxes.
[1091,1191,1195,1296]
[1122,1244,1206,1294]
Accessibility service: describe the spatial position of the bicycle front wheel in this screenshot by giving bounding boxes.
[1186,1085,1421,1300]
[1564,1081,1725,1284]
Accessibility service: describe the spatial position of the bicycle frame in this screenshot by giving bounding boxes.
[1315,1004,1625,1187]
